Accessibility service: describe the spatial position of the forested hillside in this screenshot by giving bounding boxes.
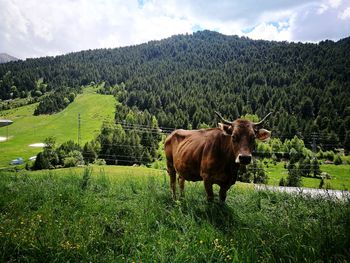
[1,30,350,149]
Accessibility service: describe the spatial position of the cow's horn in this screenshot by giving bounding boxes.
[254,112,273,127]
[215,111,232,125]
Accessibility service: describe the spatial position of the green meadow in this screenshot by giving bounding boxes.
[0,90,115,167]
[0,166,349,262]
[266,162,350,190]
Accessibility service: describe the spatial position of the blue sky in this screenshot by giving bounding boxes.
[1,0,350,59]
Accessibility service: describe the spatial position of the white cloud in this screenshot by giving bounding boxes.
[0,0,349,59]
[328,0,342,8]
[245,22,292,41]
[317,4,329,14]
[339,6,350,20]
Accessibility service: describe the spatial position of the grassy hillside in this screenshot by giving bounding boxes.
[0,166,349,262]
[0,90,115,167]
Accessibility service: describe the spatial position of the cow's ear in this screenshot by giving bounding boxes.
[218,123,233,135]
[256,129,271,142]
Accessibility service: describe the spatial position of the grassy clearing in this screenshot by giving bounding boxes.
[265,162,350,190]
[0,90,115,167]
[322,165,350,190]
[1,166,349,262]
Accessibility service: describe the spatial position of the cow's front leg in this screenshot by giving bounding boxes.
[203,179,214,202]
[219,185,230,202]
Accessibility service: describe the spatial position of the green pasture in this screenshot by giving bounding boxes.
[322,164,350,190]
[0,166,349,262]
[0,91,115,167]
[265,162,350,190]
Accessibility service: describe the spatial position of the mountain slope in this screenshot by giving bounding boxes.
[0,53,19,63]
[0,31,349,147]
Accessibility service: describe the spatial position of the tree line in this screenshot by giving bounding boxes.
[34,88,77,115]
[32,103,162,169]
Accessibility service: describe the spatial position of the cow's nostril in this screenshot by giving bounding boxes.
[239,155,252,164]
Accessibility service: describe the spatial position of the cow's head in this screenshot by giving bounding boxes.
[216,111,272,165]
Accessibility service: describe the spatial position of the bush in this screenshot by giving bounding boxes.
[63,150,84,167]
[83,141,100,163]
[93,159,106,165]
[279,177,287,186]
[321,172,332,179]
[319,178,324,189]
[324,151,335,161]
[334,155,342,165]
[298,157,311,177]
[253,165,268,184]
[238,159,268,184]
[238,165,252,183]
[319,177,332,189]
[311,157,321,177]
[32,152,50,170]
[63,157,78,167]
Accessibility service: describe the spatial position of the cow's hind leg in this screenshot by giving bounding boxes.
[167,160,177,200]
[203,178,214,202]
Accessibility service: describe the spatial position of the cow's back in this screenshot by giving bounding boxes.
[164,129,198,164]
[165,128,226,181]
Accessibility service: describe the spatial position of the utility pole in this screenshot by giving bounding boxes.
[78,113,81,145]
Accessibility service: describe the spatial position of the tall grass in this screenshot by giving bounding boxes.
[0,169,349,262]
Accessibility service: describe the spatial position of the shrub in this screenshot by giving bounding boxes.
[63,150,84,167]
[238,165,252,183]
[32,152,50,170]
[238,159,268,184]
[286,162,302,187]
[311,157,321,177]
[334,155,342,165]
[279,177,287,186]
[319,178,324,189]
[298,157,311,177]
[93,158,106,165]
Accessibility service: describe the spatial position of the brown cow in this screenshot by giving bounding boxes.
[164,112,272,202]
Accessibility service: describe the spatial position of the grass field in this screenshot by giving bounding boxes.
[0,89,115,167]
[0,165,349,262]
[265,162,350,190]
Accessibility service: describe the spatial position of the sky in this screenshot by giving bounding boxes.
[0,0,350,59]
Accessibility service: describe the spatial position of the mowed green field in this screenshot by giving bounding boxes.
[0,166,349,262]
[265,162,350,190]
[0,91,115,167]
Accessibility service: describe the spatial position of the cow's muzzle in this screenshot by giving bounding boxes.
[236,154,252,165]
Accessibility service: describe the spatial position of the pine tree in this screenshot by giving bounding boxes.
[286,162,302,187]
[311,157,321,177]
